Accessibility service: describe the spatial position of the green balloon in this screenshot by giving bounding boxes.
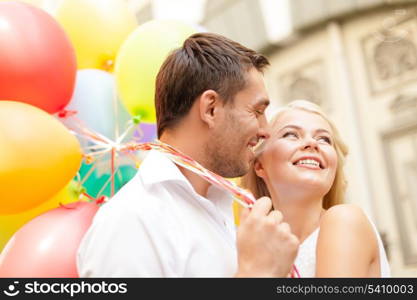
[76,162,137,198]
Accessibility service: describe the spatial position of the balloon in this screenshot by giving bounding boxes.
[74,121,154,199]
[230,177,243,226]
[0,0,43,7]
[233,200,241,226]
[0,1,76,113]
[0,101,82,214]
[55,0,136,70]
[0,201,99,277]
[66,69,131,140]
[115,20,196,123]
[78,163,137,199]
[134,122,157,143]
[0,181,83,252]
[0,0,61,16]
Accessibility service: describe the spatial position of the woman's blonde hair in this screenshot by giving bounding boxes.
[241,100,349,209]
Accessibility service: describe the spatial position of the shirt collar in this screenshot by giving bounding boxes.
[138,150,188,186]
[137,150,233,205]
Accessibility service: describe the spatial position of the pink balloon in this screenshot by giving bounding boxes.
[0,201,99,277]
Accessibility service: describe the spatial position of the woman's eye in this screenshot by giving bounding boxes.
[318,136,332,144]
[283,132,298,138]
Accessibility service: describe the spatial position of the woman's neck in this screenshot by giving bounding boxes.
[271,191,325,243]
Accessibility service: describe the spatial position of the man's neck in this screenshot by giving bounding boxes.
[159,134,211,198]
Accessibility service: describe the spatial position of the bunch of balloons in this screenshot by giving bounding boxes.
[0,0,197,277]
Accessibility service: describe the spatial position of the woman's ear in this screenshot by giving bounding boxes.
[254,159,266,179]
[199,90,220,129]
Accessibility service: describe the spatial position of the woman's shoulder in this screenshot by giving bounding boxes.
[316,206,381,276]
[319,204,376,244]
[321,204,369,227]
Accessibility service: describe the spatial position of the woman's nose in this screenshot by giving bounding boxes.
[302,136,319,151]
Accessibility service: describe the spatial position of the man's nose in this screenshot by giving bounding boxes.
[257,128,270,140]
[258,115,270,140]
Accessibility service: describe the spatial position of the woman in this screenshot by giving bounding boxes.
[241,100,390,277]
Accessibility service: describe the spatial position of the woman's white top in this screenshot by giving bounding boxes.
[294,217,391,277]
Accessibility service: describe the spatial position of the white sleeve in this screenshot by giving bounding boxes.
[76,201,178,277]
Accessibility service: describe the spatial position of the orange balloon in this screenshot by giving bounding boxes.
[0,101,82,214]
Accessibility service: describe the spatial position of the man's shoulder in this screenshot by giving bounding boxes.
[93,174,178,223]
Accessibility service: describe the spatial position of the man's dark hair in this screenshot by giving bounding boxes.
[155,32,269,137]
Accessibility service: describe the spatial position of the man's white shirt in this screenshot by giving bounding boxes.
[77,150,238,277]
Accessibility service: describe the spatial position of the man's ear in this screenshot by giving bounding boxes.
[199,90,221,129]
[254,159,266,179]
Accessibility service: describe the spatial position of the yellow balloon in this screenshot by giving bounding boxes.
[55,0,136,70]
[233,201,241,227]
[0,181,85,252]
[115,20,196,123]
[229,177,243,226]
[0,101,82,214]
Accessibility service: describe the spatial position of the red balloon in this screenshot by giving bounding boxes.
[0,201,99,277]
[0,2,76,113]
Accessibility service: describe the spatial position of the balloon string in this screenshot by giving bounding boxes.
[81,192,107,205]
[126,152,141,168]
[71,114,114,144]
[78,126,113,145]
[96,165,120,199]
[133,124,144,142]
[113,86,119,141]
[80,160,99,186]
[85,144,109,151]
[85,148,111,157]
[111,147,116,197]
[74,172,85,200]
[58,111,255,208]
[291,265,300,278]
[71,130,109,147]
[116,121,135,144]
[59,111,112,145]
[82,192,95,202]
[119,141,256,208]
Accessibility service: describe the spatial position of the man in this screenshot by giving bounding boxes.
[77,33,299,277]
